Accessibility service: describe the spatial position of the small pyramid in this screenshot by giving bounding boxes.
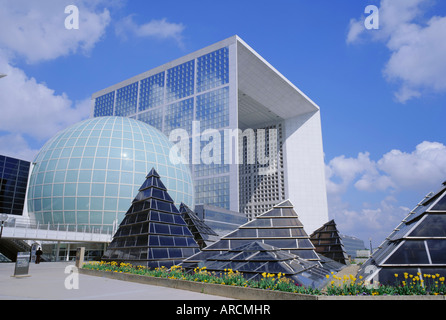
[181,199,320,270]
[310,220,349,265]
[102,168,200,268]
[179,203,220,249]
[200,241,329,288]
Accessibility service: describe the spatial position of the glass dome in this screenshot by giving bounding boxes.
[27,116,194,231]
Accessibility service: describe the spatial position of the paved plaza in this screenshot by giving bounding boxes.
[0,261,232,300]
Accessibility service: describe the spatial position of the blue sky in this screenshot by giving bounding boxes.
[0,0,445,246]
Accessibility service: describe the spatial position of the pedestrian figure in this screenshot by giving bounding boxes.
[35,247,43,264]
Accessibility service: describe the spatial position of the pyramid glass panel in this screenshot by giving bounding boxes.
[180,200,341,288]
[197,241,328,288]
[102,168,199,268]
[310,220,349,264]
[431,192,446,211]
[181,200,320,270]
[179,203,220,249]
[358,182,446,285]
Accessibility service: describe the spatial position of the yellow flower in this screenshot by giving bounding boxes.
[326,274,330,279]
[394,273,398,278]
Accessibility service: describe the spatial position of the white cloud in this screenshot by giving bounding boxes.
[329,194,409,246]
[0,0,111,64]
[378,141,446,190]
[346,0,446,103]
[0,133,40,162]
[326,141,446,195]
[326,141,446,244]
[0,55,91,143]
[115,15,185,46]
[346,18,365,44]
[0,0,111,160]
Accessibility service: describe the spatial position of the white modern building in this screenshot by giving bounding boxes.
[91,35,328,234]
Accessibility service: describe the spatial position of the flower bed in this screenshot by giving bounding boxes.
[81,261,446,298]
[82,261,322,295]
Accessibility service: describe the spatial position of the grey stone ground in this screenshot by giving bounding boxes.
[0,261,232,300]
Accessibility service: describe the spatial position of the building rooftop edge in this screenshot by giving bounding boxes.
[91,35,321,112]
[91,35,238,99]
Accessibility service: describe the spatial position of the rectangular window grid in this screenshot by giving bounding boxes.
[196,86,229,131]
[94,91,115,117]
[139,72,165,112]
[115,82,138,117]
[197,47,229,93]
[195,175,230,210]
[0,155,30,215]
[138,108,164,132]
[163,98,194,136]
[166,60,195,103]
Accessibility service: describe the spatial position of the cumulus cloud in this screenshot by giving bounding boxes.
[0,0,111,64]
[0,0,110,160]
[326,141,446,195]
[346,0,446,103]
[0,56,91,142]
[0,133,41,162]
[330,194,410,247]
[115,15,185,46]
[326,141,446,244]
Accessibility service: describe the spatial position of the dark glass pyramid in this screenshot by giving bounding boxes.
[102,168,200,268]
[180,199,320,270]
[357,181,446,285]
[310,219,349,265]
[196,241,329,288]
[179,203,220,249]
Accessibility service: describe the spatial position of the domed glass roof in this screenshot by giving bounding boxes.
[27,116,194,230]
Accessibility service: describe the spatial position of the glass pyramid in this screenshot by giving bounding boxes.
[179,203,220,249]
[357,181,446,285]
[310,219,349,265]
[199,241,330,288]
[102,168,200,268]
[181,200,320,269]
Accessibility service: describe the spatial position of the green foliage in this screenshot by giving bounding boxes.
[83,262,446,296]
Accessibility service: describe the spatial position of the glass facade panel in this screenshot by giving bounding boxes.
[431,194,446,211]
[91,44,235,213]
[166,60,195,102]
[409,214,446,237]
[115,82,138,117]
[194,176,230,210]
[197,47,229,93]
[426,240,446,264]
[164,98,194,135]
[138,108,163,132]
[385,241,429,265]
[139,72,165,111]
[0,155,30,215]
[94,91,115,117]
[196,86,229,131]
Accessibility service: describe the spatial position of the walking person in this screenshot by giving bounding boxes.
[35,247,43,264]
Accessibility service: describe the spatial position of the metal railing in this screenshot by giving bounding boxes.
[1,216,114,243]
